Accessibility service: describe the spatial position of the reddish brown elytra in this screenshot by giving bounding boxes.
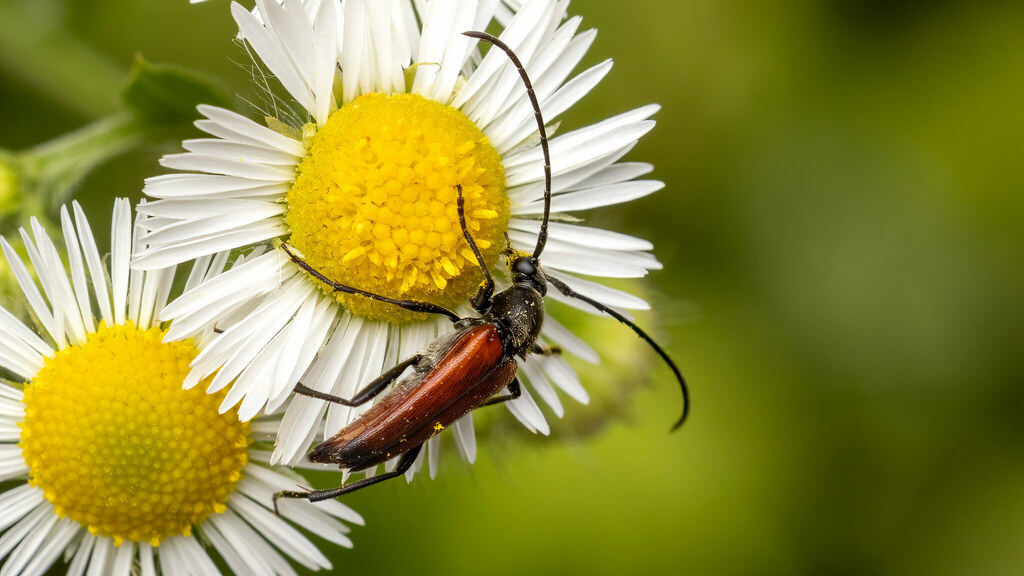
[274,31,688,509]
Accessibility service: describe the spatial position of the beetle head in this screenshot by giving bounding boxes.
[510,255,546,295]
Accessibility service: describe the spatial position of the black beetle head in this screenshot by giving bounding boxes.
[510,255,546,295]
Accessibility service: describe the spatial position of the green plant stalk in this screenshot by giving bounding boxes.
[6,113,144,222]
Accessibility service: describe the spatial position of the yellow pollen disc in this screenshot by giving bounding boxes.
[286,92,508,323]
[18,323,250,546]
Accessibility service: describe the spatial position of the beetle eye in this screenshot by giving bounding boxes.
[512,257,536,276]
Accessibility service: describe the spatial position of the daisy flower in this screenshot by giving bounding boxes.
[134,0,663,476]
[0,199,362,576]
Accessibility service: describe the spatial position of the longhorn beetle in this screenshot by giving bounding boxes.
[274,31,688,509]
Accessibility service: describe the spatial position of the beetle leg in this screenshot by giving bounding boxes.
[481,377,522,406]
[292,355,422,407]
[273,445,423,512]
[281,243,462,323]
[529,344,562,357]
[455,184,494,313]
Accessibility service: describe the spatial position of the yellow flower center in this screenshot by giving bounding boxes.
[18,323,250,546]
[286,92,508,322]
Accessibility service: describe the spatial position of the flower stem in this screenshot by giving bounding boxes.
[7,113,144,219]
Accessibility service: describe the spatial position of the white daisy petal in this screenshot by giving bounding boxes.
[427,433,442,479]
[2,505,60,576]
[0,446,28,482]
[160,151,297,181]
[540,313,599,364]
[18,518,79,576]
[110,198,132,326]
[544,269,653,310]
[234,0,314,114]
[138,543,155,576]
[195,277,310,397]
[506,124,657,188]
[209,510,297,576]
[520,356,563,416]
[133,221,287,270]
[66,533,95,576]
[71,202,114,327]
[514,179,665,214]
[110,541,134,576]
[195,105,306,157]
[327,320,388,437]
[59,207,96,335]
[26,220,87,346]
[0,486,43,532]
[507,141,636,204]
[493,55,609,153]
[482,14,588,145]
[0,503,52,566]
[275,313,360,464]
[452,411,477,463]
[505,378,549,435]
[312,0,339,124]
[510,219,653,251]
[139,202,284,245]
[198,520,261,576]
[182,138,302,166]
[340,0,368,102]
[230,494,329,570]
[0,311,49,380]
[538,353,589,403]
[452,0,553,110]
[537,245,655,278]
[161,250,291,340]
[144,175,288,202]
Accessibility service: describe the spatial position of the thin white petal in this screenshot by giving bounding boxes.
[59,207,95,334]
[110,198,132,325]
[72,202,114,326]
[505,379,549,435]
[521,357,562,416]
[160,152,297,181]
[538,353,589,403]
[452,412,477,463]
[209,510,297,576]
[181,139,301,166]
[133,221,286,270]
[235,0,314,114]
[540,314,599,364]
[196,104,306,156]
[510,219,653,251]
[19,518,79,576]
[0,239,61,348]
[1,507,59,576]
[0,485,44,532]
[230,494,329,569]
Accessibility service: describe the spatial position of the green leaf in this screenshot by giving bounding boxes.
[121,55,230,125]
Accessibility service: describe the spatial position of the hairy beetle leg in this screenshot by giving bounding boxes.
[273,445,424,508]
[293,355,423,407]
[481,377,521,407]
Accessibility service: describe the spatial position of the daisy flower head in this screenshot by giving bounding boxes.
[135,0,663,474]
[0,200,362,575]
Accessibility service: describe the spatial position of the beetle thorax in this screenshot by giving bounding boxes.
[486,284,545,356]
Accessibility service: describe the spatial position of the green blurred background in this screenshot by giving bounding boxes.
[3,0,1024,574]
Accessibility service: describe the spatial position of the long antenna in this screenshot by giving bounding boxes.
[462,31,552,259]
[546,274,690,431]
